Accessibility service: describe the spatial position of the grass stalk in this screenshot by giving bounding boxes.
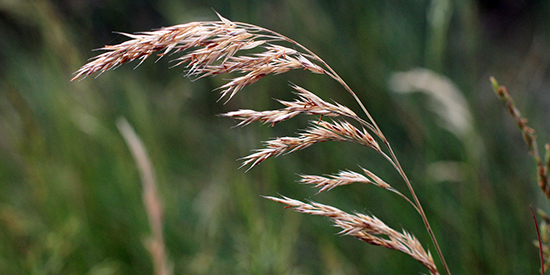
[73,14,450,274]
[117,118,172,275]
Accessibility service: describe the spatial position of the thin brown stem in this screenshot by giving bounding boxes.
[531,205,545,275]
[385,142,451,275]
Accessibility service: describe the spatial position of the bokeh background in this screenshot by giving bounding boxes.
[1,0,550,274]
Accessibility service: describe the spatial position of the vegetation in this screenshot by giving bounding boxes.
[1,1,549,274]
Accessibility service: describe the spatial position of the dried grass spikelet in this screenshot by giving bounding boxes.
[299,168,392,193]
[221,84,358,127]
[265,196,439,275]
[239,119,379,169]
[72,13,325,102]
[299,167,419,211]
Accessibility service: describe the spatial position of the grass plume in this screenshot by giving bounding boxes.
[73,13,450,275]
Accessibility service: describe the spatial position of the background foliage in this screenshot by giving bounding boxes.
[1,0,550,274]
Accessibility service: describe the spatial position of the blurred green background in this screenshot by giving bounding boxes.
[1,0,550,274]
